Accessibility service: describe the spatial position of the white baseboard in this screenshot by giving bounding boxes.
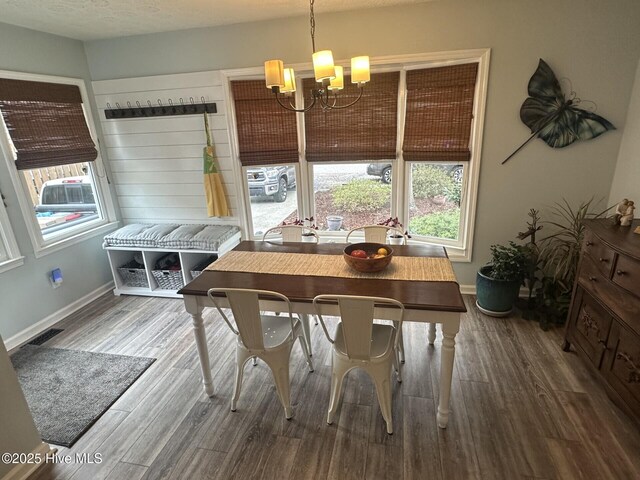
[459,284,476,295]
[1,442,52,480]
[458,284,531,297]
[3,282,114,351]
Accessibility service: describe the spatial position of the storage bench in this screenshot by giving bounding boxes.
[103,223,241,298]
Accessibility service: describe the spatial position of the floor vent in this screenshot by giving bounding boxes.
[27,328,64,346]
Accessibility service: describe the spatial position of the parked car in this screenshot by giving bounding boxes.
[37,176,97,213]
[246,166,296,202]
[36,176,98,234]
[366,163,464,184]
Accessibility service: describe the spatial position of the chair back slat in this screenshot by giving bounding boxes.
[262,225,318,243]
[225,290,265,350]
[337,297,375,360]
[280,226,303,242]
[346,225,406,245]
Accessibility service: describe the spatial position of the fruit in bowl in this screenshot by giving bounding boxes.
[343,242,394,273]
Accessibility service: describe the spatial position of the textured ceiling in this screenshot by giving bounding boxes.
[0,0,431,41]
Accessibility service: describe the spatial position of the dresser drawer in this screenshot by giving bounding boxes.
[612,253,640,298]
[583,229,615,278]
[578,255,640,337]
[569,288,612,367]
[603,322,640,416]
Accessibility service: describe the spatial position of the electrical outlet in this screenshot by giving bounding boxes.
[50,268,63,288]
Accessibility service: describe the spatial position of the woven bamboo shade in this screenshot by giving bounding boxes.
[402,63,478,162]
[231,80,299,166]
[303,72,399,162]
[0,78,97,170]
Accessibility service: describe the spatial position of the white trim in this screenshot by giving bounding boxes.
[0,69,118,255]
[33,221,119,259]
[3,282,114,351]
[0,256,25,274]
[1,443,53,480]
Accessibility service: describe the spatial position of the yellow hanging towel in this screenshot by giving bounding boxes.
[203,112,230,217]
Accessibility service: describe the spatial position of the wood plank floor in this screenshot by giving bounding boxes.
[20,293,640,480]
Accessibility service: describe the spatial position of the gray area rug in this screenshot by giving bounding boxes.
[11,345,155,447]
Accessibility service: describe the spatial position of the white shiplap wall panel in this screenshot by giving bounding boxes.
[103,130,228,148]
[93,70,241,228]
[100,115,228,135]
[106,144,232,160]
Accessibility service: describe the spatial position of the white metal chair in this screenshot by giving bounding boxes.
[207,288,314,420]
[313,294,404,434]
[345,225,406,245]
[262,224,318,351]
[345,225,407,364]
[262,225,319,243]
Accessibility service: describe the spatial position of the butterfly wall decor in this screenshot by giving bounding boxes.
[502,59,615,164]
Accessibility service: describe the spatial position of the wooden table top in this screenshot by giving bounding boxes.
[179,241,466,313]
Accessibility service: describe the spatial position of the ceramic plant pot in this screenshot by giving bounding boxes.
[475,265,521,317]
[326,215,343,231]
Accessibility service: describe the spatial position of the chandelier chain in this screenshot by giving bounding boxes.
[310,0,316,53]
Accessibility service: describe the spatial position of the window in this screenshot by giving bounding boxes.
[0,193,22,272]
[0,72,115,255]
[229,50,488,259]
[407,163,465,242]
[231,79,301,237]
[244,163,299,237]
[312,162,393,232]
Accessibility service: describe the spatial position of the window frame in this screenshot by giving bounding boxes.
[223,49,490,261]
[0,192,23,273]
[0,70,118,258]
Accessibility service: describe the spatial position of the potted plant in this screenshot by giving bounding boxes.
[476,241,529,317]
[378,217,412,245]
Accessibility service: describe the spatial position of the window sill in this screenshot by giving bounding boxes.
[0,256,25,274]
[33,221,120,259]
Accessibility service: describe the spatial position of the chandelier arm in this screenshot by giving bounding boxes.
[318,91,338,109]
[275,91,317,113]
[320,87,364,110]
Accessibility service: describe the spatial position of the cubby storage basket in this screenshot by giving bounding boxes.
[151,269,184,290]
[190,255,218,279]
[118,261,149,288]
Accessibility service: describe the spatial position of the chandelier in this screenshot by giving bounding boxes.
[264,0,370,112]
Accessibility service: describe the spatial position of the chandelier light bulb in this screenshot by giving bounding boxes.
[281,68,297,94]
[351,56,370,84]
[328,66,344,91]
[312,50,336,82]
[265,60,285,88]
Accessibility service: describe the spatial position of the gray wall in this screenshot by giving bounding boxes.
[0,22,118,341]
[84,0,640,284]
[0,334,43,478]
[609,58,640,206]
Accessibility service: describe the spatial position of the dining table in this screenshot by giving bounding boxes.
[178,240,466,428]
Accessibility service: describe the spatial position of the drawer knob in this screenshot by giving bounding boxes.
[586,241,594,246]
[599,257,609,263]
[616,270,626,276]
[598,339,609,350]
[588,276,597,282]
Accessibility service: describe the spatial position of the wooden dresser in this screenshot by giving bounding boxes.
[564,219,640,422]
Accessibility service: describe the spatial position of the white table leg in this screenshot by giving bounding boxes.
[437,315,460,428]
[184,295,214,397]
[427,323,437,345]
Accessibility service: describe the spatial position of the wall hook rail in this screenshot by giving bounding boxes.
[104,97,217,119]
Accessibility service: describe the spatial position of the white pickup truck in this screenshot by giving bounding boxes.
[36,176,98,234]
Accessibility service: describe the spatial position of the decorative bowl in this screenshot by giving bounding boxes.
[343,242,393,273]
